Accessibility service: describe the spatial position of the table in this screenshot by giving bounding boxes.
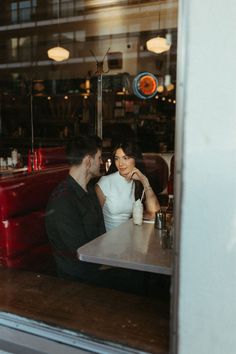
[77,219,172,275]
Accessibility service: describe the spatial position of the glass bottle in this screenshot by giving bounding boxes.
[166,194,174,214]
[11,148,18,167]
[166,194,174,225]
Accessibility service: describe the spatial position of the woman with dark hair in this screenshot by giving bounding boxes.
[95,141,160,231]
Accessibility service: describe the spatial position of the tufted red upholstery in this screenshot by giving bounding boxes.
[0,149,69,269]
[0,166,68,219]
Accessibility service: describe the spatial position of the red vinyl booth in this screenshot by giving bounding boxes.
[0,147,69,269]
[0,146,172,269]
[143,153,169,194]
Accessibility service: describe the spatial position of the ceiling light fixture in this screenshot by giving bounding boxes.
[146,7,171,54]
[47,0,70,62]
[146,35,171,54]
[48,46,69,62]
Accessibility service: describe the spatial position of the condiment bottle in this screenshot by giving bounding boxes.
[166,194,174,225]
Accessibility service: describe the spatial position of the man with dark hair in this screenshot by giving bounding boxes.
[46,135,146,293]
[45,135,105,281]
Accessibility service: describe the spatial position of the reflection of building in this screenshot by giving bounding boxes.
[0,1,177,79]
[0,1,177,152]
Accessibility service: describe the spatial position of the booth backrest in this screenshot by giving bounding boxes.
[37,146,67,169]
[0,164,69,269]
[143,153,169,194]
[0,166,68,219]
[0,147,172,269]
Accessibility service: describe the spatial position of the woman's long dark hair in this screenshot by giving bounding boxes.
[106,141,147,200]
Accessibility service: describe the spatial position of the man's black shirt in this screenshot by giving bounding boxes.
[45,175,105,281]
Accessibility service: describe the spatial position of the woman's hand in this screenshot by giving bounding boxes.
[126,168,149,187]
[127,167,161,214]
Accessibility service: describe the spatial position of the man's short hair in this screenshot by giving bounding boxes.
[66,135,102,166]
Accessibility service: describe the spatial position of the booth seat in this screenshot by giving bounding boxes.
[37,146,67,170]
[143,153,169,194]
[142,153,170,206]
[0,146,69,269]
[0,144,172,269]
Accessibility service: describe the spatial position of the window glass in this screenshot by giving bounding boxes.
[19,1,31,21]
[62,32,74,42]
[0,2,178,350]
[75,30,86,42]
[18,36,31,60]
[11,2,18,23]
[10,0,37,23]
[75,0,85,12]
[61,0,73,16]
[10,38,18,59]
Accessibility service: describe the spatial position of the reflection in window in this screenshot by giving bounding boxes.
[75,31,86,42]
[61,0,73,17]
[19,1,31,22]
[10,38,18,60]
[11,2,17,23]
[52,0,85,17]
[75,0,85,13]
[19,37,31,61]
[62,32,74,43]
[11,0,37,23]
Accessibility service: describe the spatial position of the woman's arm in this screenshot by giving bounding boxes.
[127,168,160,216]
[95,184,106,207]
[142,177,161,216]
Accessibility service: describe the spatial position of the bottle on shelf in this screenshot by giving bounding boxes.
[166,194,174,215]
[166,194,174,226]
[27,150,34,172]
[27,149,39,172]
[11,148,18,167]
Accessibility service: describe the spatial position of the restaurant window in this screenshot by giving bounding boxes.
[18,36,31,61]
[61,0,74,17]
[10,38,18,60]
[62,31,74,43]
[11,2,18,23]
[11,0,37,23]
[0,1,178,352]
[75,0,85,13]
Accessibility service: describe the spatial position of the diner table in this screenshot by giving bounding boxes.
[77,219,173,275]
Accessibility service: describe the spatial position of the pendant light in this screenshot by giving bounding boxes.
[48,46,69,62]
[146,35,171,54]
[146,7,171,54]
[47,0,70,62]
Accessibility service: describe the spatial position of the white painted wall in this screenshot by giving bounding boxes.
[175,0,236,353]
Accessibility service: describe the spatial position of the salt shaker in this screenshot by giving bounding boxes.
[155,210,166,230]
[132,199,143,225]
